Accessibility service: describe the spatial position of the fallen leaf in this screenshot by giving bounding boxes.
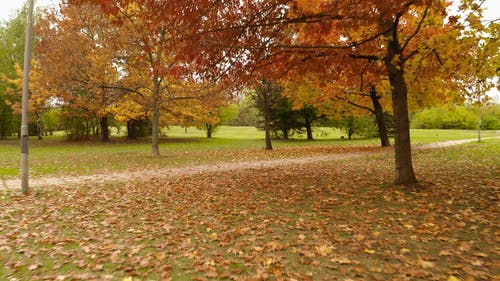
[316,245,332,256]
[209,233,218,241]
[154,251,167,260]
[439,250,453,256]
[400,248,410,254]
[331,256,352,264]
[28,263,41,270]
[418,259,435,269]
[364,249,376,255]
[302,250,316,258]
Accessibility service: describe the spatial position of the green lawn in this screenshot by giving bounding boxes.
[0,139,498,280]
[409,129,497,144]
[0,126,498,180]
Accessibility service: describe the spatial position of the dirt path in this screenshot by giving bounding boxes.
[1,137,497,190]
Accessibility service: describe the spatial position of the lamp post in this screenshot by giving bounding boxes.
[21,0,35,194]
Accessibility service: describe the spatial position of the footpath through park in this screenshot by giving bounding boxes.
[1,137,497,190]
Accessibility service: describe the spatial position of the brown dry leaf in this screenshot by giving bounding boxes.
[316,245,332,256]
[331,256,352,264]
[28,263,42,271]
[154,251,167,260]
[439,250,453,256]
[302,250,316,258]
[418,259,435,269]
[364,249,376,255]
[400,248,411,254]
[208,233,218,241]
[469,259,484,266]
[110,250,121,263]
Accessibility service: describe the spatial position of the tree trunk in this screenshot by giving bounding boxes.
[36,113,42,140]
[100,116,109,142]
[283,128,289,140]
[369,85,390,147]
[85,119,90,137]
[151,100,160,157]
[42,114,48,136]
[264,90,273,150]
[206,123,213,138]
[477,109,481,142]
[127,120,133,139]
[305,118,313,141]
[385,31,417,185]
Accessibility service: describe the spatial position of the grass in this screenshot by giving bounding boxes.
[0,139,498,280]
[410,128,497,144]
[0,126,498,180]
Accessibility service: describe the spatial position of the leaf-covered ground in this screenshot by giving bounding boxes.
[0,140,498,280]
[1,128,497,180]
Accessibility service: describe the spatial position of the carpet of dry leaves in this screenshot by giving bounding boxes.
[0,141,498,281]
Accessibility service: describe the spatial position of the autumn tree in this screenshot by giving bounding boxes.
[225,92,260,127]
[67,0,235,156]
[450,1,499,141]
[35,3,124,141]
[64,0,477,185]
[253,80,284,150]
[201,0,458,185]
[0,5,30,138]
[3,62,53,140]
[165,83,231,139]
[283,65,393,146]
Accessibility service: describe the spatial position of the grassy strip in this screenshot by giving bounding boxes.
[0,127,497,179]
[0,139,498,280]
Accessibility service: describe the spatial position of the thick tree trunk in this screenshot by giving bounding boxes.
[264,90,273,150]
[151,101,160,157]
[390,76,416,185]
[383,19,417,186]
[369,86,390,147]
[385,46,417,185]
[100,116,109,142]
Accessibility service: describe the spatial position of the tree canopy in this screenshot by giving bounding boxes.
[1,0,497,185]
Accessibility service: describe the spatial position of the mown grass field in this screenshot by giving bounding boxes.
[0,126,497,180]
[0,138,498,280]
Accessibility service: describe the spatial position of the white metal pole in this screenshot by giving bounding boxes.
[21,0,35,194]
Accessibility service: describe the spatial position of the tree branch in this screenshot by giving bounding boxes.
[401,6,429,56]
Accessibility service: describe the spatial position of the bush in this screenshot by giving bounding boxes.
[481,105,500,130]
[332,114,378,139]
[411,106,476,129]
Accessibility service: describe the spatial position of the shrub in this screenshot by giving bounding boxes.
[411,106,477,130]
[481,105,500,130]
